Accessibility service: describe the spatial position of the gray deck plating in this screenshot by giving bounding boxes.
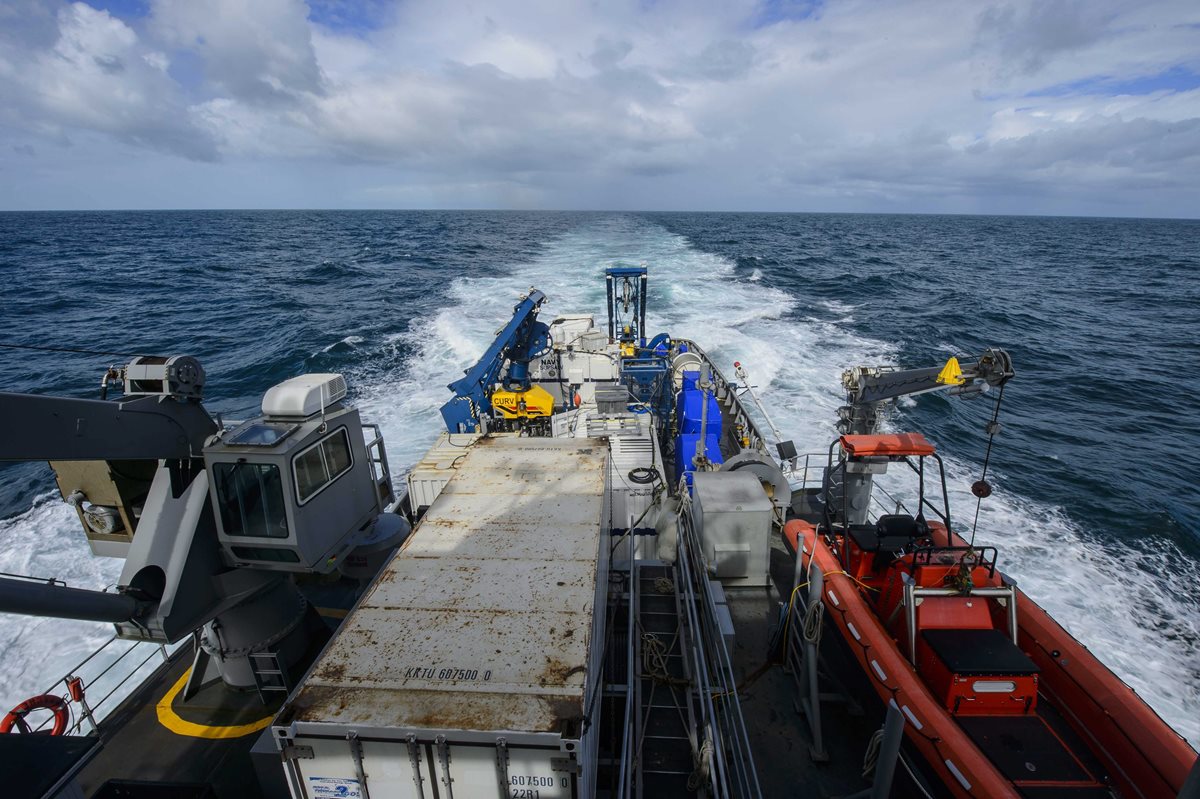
[286,435,609,736]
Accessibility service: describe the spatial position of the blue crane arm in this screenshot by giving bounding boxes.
[440,289,549,433]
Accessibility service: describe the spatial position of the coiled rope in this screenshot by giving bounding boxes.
[642,632,689,687]
[687,735,714,791]
[802,596,825,649]
[861,727,885,778]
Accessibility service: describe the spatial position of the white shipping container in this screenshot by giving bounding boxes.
[608,432,662,561]
[274,435,610,799]
[404,432,480,511]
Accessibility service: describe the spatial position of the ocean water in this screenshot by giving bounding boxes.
[0,211,1197,745]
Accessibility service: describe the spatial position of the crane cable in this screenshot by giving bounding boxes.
[968,382,1005,548]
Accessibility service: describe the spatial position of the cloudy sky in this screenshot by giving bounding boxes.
[0,0,1197,216]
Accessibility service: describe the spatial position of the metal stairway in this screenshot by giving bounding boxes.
[247,650,289,705]
[636,563,700,795]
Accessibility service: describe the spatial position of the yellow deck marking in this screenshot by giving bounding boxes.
[316,606,349,618]
[155,667,274,739]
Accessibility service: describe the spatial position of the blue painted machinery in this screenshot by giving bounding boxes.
[605,265,648,351]
[606,265,672,416]
[440,290,552,433]
[674,369,724,484]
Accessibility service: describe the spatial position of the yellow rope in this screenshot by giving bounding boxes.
[824,569,881,593]
[781,580,809,651]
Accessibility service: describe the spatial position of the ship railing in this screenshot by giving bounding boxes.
[0,570,67,587]
[675,494,764,799]
[614,564,637,799]
[362,422,395,510]
[780,451,826,490]
[870,484,911,518]
[26,634,175,736]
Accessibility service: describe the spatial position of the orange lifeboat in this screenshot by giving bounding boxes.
[783,433,1197,799]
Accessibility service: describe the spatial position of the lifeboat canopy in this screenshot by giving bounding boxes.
[839,432,936,458]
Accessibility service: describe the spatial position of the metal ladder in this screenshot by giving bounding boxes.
[635,563,699,796]
[248,650,290,704]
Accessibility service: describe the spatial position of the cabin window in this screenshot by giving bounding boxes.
[226,421,298,447]
[293,427,353,505]
[212,462,289,538]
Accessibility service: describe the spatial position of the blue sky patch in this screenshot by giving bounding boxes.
[1028,66,1200,98]
[83,0,149,19]
[751,0,824,28]
[306,0,388,35]
[166,49,205,93]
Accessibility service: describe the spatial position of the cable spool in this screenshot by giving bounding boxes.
[719,451,790,515]
[670,351,704,391]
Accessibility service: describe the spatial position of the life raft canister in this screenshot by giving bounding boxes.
[0,694,70,735]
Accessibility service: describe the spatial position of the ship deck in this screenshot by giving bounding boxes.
[7,333,934,799]
[725,534,921,799]
[0,576,366,799]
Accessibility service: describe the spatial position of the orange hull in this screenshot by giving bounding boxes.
[785,520,1197,798]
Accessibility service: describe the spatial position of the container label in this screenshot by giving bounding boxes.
[308,776,363,798]
[403,664,491,681]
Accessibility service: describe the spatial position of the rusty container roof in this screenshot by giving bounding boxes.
[286,435,608,736]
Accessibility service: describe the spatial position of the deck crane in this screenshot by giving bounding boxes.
[0,356,402,694]
[831,348,1015,524]
[440,289,553,434]
[838,347,1014,435]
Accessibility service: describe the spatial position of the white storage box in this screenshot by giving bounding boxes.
[692,471,773,587]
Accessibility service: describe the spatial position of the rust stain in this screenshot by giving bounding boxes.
[546,695,584,727]
[316,661,348,682]
[540,655,587,685]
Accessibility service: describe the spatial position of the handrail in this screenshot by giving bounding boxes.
[26,636,174,735]
[871,484,910,516]
[901,577,1019,663]
[0,570,67,587]
[676,490,763,798]
[615,567,636,799]
[780,451,826,490]
[362,422,395,511]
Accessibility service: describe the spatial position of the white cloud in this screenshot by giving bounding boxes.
[149,0,324,102]
[0,0,1197,214]
[1,2,218,160]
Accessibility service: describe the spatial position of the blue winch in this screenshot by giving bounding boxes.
[674,368,724,484]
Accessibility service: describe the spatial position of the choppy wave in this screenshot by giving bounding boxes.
[0,211,1194,748]
[0,497,125,708]
[355,216,1198,744]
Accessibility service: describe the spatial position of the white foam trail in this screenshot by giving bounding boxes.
[320,335,364,353]
[1,214,1193,748]
[353,215,1198,746]
[0,495,125,714]
[962,477,1200,746]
